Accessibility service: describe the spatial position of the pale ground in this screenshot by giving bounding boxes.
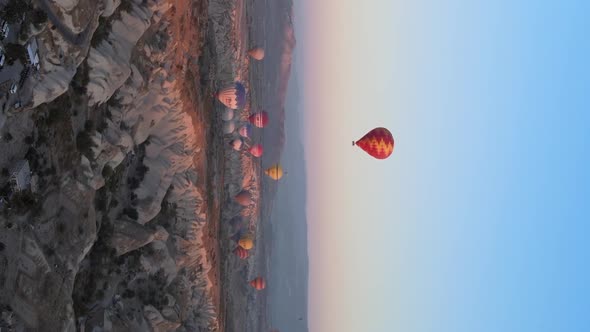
[167,0,226,328]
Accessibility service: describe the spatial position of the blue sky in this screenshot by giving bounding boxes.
[299,0,590,331]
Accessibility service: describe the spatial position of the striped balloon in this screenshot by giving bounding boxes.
[249,277,266,290]
[264,164,284,180]
[238,124,253,138]
[233,246,249,259]
[248,111,269,128]
[353,127,394,160]
[216,82,247,109]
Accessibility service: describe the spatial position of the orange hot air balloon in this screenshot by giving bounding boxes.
[249,144,264,157]
[249,277,266,290]
[238,233,254,250]
[248,47,265,60]
[234,190,253,207]
[264,164,285,180]
[353,127,394,159]
[233,246,249,259]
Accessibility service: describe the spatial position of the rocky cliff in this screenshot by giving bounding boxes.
[0,0,227,330]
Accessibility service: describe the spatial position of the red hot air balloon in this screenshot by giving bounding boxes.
[249,277,266,290]
[249,144,264,157]
[233,246,250,259]
[234,190,253,207]
[248,111,269,128]
[353,127,394,160]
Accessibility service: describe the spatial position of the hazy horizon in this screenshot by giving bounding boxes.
[266,69,309,331]
[265,4,310,330]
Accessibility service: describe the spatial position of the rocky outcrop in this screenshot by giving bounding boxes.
[144,305,181,332]
[30,25,88,107]
[110,222,169,256]
[54,0,80,12]
[67,0,220,328]
[86,0,171,105]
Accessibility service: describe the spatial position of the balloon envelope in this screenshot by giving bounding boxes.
[230,138,243,151]
[238,124,253,138]
[216,82,247,109]
[223,121,235,134]
[234,190,253,206]
[264,164,284,180]
[238,233,254,250]
[248,47,265,60]
[249,277,266,290]
[233,246,249,259]
[354,127,394,159]
[248,111,269,128]
[249,144,263,157]
[221,108,234,121]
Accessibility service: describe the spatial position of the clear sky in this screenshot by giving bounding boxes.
[298,0,590,331]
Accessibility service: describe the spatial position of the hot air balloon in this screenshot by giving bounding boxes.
[230,138,243,151]
[249,144,264,158]
[223,121,235,134]
[233,246,250,259]
[216,82,247,109]
[248,111,269,128]
[248,47,265,61]
[353,127,394,160]
[222,108,235,121]
[249,277,266,290]
[238,233,254,250]
[265,164,284,180]
[234,190,253,207]
[238,124,253,138]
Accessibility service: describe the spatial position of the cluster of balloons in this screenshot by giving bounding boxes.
[231,231,265,289]
[216,48,396,329]
[216,82,285,180]
[234,233,265,290]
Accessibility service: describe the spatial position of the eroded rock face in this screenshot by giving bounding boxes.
[65,0,221,328]
[86,0,172,106]
[0,0,270,331]
[54,0,81,13]
[144,305,181,332]
[0,0,248,329]
[110,222,169,256]
[30,25,87,107]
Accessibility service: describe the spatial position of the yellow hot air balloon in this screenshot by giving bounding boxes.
[264,164,284,180]
[238,233,255,250]
[248,47,265,61]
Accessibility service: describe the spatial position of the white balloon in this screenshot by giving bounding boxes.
[222,108,234,121]
[230,138,243,151]
[223,121,236,134]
